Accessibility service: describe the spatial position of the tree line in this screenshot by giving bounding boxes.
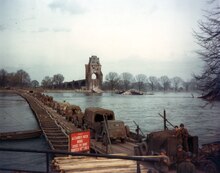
[103,72,197,92]
[0,68,197,92]
[0,68,64,89]
[0,69,31,88]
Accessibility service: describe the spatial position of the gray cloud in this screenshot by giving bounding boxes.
[48,0,84,14]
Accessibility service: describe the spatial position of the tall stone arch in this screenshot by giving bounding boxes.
[85,56,103,90]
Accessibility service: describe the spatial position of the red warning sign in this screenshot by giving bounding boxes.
[69,131,90,152]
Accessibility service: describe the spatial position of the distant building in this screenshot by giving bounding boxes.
[62,80,86,89]
[85,56,103,90]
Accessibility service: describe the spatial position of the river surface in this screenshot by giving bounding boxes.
[0,91,220,172]
[0,92,50,172]
[46,91,220,145]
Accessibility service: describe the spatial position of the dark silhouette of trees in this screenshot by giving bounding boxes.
[148,76,158,91]
[52,74,64,88]
[194,4,220,100]
[105,72,120,90]
[41,76,53,88]
[160,76,171,92]
[103,72,198,92]
[120,72,133,90]
[31,80,39,88]
[0,69,8,87]
[15,69,31,87]
[6,73,16,87]
[41,74,64,88]
[182,80,191,92]
[0,69,31,88]
[135,74,147,91]
[172,77,183,92]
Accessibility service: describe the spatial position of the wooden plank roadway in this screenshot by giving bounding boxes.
[19,92,70,151]
[52,156,149,173]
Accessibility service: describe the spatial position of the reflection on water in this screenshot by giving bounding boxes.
[47,92,220,145]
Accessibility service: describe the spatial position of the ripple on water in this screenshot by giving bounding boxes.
[46,92,220,145]
[0,92,49,171]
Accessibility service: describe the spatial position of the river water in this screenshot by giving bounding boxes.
[46,91,220,145]
[0,91,219,172]
[0,92,50,172]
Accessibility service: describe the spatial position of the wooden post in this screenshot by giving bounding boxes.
[164,109,166,130]
[136,161,141,173]
[106,143,108,154]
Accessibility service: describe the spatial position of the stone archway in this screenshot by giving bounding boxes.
[85,56,103,91]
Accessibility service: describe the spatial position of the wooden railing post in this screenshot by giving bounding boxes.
[46,152,50,173]
[164,109,167,130]
[136,161,141,173]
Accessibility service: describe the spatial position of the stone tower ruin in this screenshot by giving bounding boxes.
[85,56,103,91]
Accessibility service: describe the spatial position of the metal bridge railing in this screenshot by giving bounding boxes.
[0,147,160,173]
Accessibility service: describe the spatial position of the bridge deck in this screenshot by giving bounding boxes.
[21,93,70,151]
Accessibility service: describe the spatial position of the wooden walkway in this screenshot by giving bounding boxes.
[20,93,71,151]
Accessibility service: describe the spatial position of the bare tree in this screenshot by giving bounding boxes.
[0,69,32,88]
[105,72,120,90]
[189,78,199,91]
[159,76,171,92]
[15,69,31,87]
[31,80,39,88]
[6,73,16,87]
[52,74,64,87]
[182,80,190,92]
[41,76,53,88]
[172,77,183,92]
[194,4,220,100]
[135,74,147,91]
[148,76,158,91]
[0,69,8,87]
[120,72,133,90]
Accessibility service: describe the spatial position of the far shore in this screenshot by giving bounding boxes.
[0,88,199,97]
[0,88,87,93]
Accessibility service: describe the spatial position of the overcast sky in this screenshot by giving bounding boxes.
[0,0,219,82]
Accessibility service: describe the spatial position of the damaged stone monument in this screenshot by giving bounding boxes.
[85,56,103,92]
